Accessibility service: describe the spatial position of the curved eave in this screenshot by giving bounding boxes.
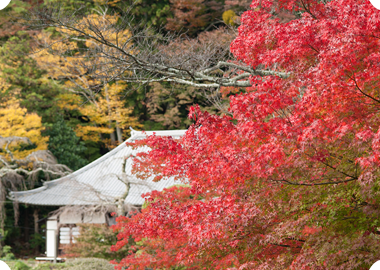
[9,129,187,206]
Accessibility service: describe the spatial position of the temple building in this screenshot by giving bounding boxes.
[9,129,187,261]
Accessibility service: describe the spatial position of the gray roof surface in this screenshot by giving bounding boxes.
[10,129,187,206]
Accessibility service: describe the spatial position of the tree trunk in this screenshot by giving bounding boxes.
[116,123,123,144]
[33,208,38,233]
[33,208,39,253]
[110,131,116,143]
[104,84,116,144]
[24,208,29,243]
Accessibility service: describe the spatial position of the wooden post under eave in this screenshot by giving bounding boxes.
[33,208,39,253]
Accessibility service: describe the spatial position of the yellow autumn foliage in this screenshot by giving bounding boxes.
[56,92,83,111]
[33,12,133,82]
[75,125,113,142]
[31,12,139,145]
[0,98,48,159]
[222,10,238,26]
[93,0,122,6]
[75,82,141,142]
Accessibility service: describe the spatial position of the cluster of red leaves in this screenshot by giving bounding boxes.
[112,1,380,269]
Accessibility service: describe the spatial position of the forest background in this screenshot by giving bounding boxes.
[0,0,245,257]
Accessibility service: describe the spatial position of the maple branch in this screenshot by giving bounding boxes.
[307,44,320,54]
[339,216,360,221]
[303,147,359,180]
[270,176,357,186]
[285,237,305,243]
[317,159,358,180]
[299,0,317,20]
[269,243,303,249]
[347,73,380,104]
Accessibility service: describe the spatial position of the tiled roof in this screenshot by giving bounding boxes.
[9,129,187,206]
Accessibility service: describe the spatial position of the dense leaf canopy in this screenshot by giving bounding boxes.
[112,0,380,269]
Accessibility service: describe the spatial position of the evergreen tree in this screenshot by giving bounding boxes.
[45,117,88,171]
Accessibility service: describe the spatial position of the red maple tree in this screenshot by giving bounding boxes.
[112,0,380,269]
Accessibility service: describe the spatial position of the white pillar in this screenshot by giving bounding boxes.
[46,215,58,261]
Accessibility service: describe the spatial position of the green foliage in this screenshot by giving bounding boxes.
[81,141,103,163]
[29,233,45,252]
[1,257,82,270]
[2,204,58,256]
[125,0,171,28]
[0,228,8,247]
[2,0,30,14]
[13,261,32,270]
[0,33,66,123]
[145,82,214,129]
[45,117,88,171]
[32,262,66,270]
[42,0,96,14]
[1,245,16,260]
[0,0,31,41]
[123,84,163,131]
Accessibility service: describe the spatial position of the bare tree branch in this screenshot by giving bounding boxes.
[24,5,289,93]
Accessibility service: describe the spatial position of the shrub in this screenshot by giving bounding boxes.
[62,224,130,261]
[13,261,31,270]
[65,258,114,270]
[1,245,16,260]
[32,263,65,270]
